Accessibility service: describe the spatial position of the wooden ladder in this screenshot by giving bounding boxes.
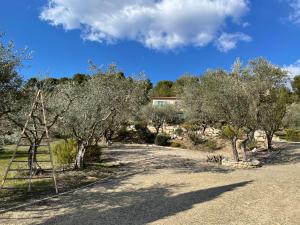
[0,90,58,193]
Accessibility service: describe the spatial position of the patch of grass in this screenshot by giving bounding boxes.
[0,143,116,210]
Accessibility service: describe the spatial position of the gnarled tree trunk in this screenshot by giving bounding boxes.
[265,131,273,151]
[74,141,87,169]
[240,130,255,161]
[231,136,239,162]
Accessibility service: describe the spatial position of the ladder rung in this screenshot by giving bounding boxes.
[15,151,50,154]
[8,169,30,171]
[20,137,49,139]
[18,144,49,147]
[1,187,26,190]
[12,160,51,163]
[6,176,54,180]
[36,151,50,154]
[8,168,54,172]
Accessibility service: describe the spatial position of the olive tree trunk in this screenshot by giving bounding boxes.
[230,136,239,162]
[240,130,255,161]
[265,131,274,151]
[74,141,87,169]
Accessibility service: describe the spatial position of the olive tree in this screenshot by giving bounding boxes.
[58,66,148,169]
[142,104,181,135]
[200,69,254,161]
[6,81,72,173]
[283,103,300,129]
[247,58,289,150]
[0,34,29,120]
[180,75,215,134]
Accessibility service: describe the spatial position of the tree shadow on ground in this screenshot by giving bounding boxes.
[104,147,234,174]
[31,180,252,225]
[253,142,300,165]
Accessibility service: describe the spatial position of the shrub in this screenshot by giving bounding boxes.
[53,140,77,166]
[174,127,184,136]
[170,142,182,148]
[116,126,131,141]
[221,125,236,139]
[182,122,202,132]
[135,126,155,144]
[285,129,300,142]
[247,139,258,150]
[187,132,204,145]
[0,133,19,145]
[204,139,218,150]
[85,145,102,162]
[134,121,148,131]
[155,134,170,146]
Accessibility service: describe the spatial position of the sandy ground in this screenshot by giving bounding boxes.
[0,144,299,225]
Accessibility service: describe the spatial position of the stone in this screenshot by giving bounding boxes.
[221,158,262,169]
[251,148,257,153]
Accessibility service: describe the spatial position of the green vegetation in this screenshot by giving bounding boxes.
[285,129,300,142]
[53,140,77,166]
[170,142,182,148]
[292,75,300,100]
[155,133,170,146]
[0,144,57,192]
[151,80,175,97]
[0,143,116,209]
[187,132,204,146]
[204,139,219,150]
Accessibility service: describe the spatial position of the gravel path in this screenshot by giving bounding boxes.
[0,144,299,225]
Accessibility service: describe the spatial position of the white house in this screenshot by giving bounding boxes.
[152,97,180,107]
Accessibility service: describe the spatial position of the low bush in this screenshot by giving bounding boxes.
[247,139,258,150]
[134,127,155,144]
[116,123,155,144]
[155,133,170,146]
[134,121,148,131]
[204,139,218,150]
[182,122,201,132]
[174,127,184,136]
[220,125,242,139]
[53,140,77,166]
[220,125,236,139]
[187,132,204,145]
[85,145,102,162]
[285,129,300,142]
[170,142,182,148]
[116,126,131,141]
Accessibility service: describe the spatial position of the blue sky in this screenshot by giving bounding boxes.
[1,0,300,83]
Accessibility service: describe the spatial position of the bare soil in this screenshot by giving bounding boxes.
[0,143,299,225]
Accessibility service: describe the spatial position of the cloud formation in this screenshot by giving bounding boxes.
[283,59,300,80]
[215,32,251,52]
[40,0,250,51]
[287,0,300,24]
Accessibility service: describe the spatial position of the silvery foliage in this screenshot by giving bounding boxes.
[58,68,148,143]
[7,83,72,143]
[0,33,30,119]
[283,103,300,130]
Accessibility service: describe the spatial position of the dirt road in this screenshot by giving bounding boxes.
[0,144,299,225]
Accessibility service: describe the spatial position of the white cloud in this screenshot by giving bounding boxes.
[287,0,300,24]
[215,32,251,52]
[283,59,300,80]
[40,0,250,51]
